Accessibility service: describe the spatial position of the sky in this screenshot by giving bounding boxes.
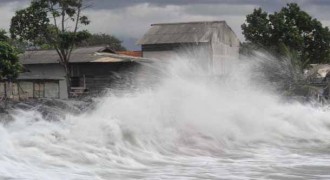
[1,0,330,50]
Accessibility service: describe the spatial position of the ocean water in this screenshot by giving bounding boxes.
[1,53,330,180]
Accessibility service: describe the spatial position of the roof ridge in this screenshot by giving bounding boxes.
[151,21,226,26]
[24,46,106,52]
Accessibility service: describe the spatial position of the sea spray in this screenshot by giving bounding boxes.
[1,51,330,179]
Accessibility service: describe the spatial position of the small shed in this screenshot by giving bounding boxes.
[138,21,240,73]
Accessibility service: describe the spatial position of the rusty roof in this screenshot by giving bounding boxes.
[116,51,142,57]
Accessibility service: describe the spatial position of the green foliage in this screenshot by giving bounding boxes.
[10,0,49,42]
[0,29,30,53]
[10,0,90,58]
[57,30,91,50]
[0,29,22,80]
[242,8,271,47]
[242,3,330,67]
[239,42,260,56]
[0,42,21,80]
[0,29,9,42]
[10,0,91,93]
[78,33,126,51]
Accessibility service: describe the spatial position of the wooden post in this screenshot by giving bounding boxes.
[8,81,12,99]
[83,75,86,89]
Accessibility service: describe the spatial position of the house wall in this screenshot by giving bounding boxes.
[19,64,68,99]
[142,43,213,72]
[143,51,178,60]
[211,24,240,75]
[0,80,61,100]
[15,62,142,99]
[0,83,5,98]
[70,62,140,94]
[24,64,66,78]
[142,43,183,60]
[141,24,240,75]
[142,43,212,62]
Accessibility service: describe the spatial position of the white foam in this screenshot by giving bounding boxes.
[1,52,330,179]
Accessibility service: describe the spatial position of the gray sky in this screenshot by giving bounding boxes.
[1,0,330,50]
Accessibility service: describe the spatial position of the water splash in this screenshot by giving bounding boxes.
[1,51,330,179]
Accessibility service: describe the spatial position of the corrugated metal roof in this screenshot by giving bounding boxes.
[117,51,142,57]
[137,21,227,45]
[19,46,149,65]
[17,75,65,80]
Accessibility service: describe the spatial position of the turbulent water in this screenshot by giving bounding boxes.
[2,52,330,180]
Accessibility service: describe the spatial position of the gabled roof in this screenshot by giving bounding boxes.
[137,21,236,45]
[19,46,148,65]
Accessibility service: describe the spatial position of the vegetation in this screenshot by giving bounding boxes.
[0,29,9,42]
[0,30,29,54]
[0,31,21,80]
[79,33,126,51]
[10,0,91,94]
[241,3,330,67]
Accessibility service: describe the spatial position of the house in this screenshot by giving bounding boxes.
[0,47,147,100]
[137,21,240,73]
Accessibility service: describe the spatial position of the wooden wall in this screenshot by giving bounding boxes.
[70,62,141,94]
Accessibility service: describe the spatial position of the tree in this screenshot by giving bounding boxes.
[242,3,330,67]
[10,0,91,95]
[0,29,30,54]
[0,42,21,80]
[0,29,9,42]
[78,33,126,51]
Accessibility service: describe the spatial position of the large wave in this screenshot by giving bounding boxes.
[1,52,330,179]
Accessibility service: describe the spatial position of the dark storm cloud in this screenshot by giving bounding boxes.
[0,0,28,4]
[1,0,330,49]
[86,0,330,11]
[88,0,262,8]
[4,0,330,12]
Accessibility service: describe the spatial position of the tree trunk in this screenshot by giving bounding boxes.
[63,63,71,98]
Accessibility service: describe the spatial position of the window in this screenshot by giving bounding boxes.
[34,82,45,98]
[71,77,81,87]
[19,82,34,98]
[45,82,59,99]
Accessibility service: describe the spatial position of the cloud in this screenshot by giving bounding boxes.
[0,1,29,31]
[183,4,256,16]
[1,0,330,50]
[83,3,251,49]
[85,0,312,12]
